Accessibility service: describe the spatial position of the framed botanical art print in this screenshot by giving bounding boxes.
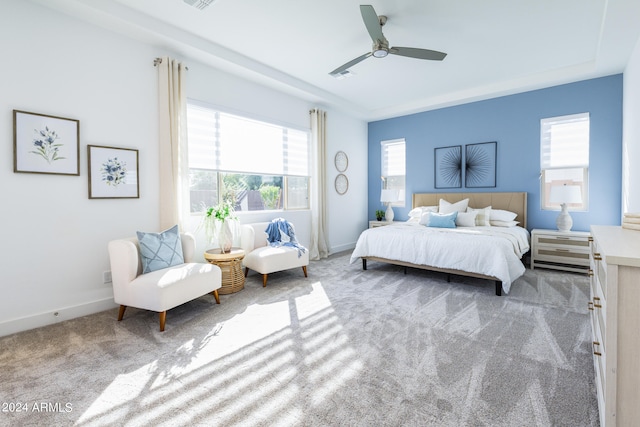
[13,110,80,175]
[88,145,139,199]
[434,145,462,189]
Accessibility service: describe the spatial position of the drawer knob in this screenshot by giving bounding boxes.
[588,236,594,242]
[588,269,594,277]
[593,253,602,261]
[588,301,594,311]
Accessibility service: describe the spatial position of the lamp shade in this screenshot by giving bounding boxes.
[380,189,399,203]
[549,184,582,205]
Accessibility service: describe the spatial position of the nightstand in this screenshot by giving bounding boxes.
[530,229,590,273]
[369,220,401,228]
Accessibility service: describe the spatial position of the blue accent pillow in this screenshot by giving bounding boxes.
[427,211,458,228]
[136,225,185,273]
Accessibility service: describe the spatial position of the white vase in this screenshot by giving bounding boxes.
[218,219,233,253]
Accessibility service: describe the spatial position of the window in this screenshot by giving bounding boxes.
[540,113,589,210]
[381,139,406,206]
[187,102,310,213]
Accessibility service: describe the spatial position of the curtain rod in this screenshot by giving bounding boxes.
[153,57,189,70]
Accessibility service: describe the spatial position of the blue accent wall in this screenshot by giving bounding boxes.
[368,75,623,231]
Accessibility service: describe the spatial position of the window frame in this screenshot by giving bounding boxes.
[186,100,311,214]
[381,138,406,207]
[540,112,589,211]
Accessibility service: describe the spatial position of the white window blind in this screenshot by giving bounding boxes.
[187,103,310,177]
[381,139,405,177]
[541,113,589,169]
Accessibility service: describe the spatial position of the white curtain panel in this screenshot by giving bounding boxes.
[310,109,329,260]
[157,56,189,231]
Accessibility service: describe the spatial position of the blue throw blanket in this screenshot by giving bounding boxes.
[265,218,306,257]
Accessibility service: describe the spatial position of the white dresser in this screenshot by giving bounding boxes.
[589,225,640,426]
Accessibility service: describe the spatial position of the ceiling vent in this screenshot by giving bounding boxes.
[183,0,216,10]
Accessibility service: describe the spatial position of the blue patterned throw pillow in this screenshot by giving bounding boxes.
[136,225,184,274]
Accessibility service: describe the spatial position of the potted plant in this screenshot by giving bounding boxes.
[201,201,239,253]
[375,209,385,221]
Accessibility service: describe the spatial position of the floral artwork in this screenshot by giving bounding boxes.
[31,126,64,164]
[101,157,127,187]
[88,145,139,199]
[14,110,79,175]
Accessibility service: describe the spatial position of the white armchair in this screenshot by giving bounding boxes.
[108,232,222,331]
[240,222,309,287]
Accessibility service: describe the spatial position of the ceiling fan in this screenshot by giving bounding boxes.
[329,5,447,77]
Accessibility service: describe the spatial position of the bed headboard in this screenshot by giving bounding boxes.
[412,192,527,229]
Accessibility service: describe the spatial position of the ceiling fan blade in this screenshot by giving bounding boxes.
[390,46,447,61]
[329,52,372,76]
[360,5,385,43]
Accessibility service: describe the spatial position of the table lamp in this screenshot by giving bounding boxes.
[380,189,399,222]
[549,184,582,232]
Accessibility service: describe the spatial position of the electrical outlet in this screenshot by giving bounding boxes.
[103,271,112,284]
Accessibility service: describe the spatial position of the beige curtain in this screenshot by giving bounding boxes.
[156,57,189,231]
[309,109,329,260]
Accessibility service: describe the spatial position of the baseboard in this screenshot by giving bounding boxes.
[329,242,356,255]
[0,298,118,338]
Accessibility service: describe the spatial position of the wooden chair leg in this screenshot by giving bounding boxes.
[211,289,220,304]
[262,274,268,287]
[302,266,308,277]
[117,305,126,321]
[244,267,249,277]
[159,311,167,332]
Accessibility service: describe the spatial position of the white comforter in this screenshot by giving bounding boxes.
[349,223,530,294]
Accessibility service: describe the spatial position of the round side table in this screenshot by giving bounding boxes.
[204,248,245,295]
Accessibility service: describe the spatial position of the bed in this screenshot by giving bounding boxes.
[350,192,530,295]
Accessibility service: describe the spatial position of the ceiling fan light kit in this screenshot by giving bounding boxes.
[330,5,447,76]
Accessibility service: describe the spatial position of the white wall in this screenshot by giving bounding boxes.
[623,36,640,214]
[0,0,367,337]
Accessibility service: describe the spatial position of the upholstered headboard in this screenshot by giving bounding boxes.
[412,192,527,229]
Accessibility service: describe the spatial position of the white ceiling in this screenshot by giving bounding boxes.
[34,0,640,121]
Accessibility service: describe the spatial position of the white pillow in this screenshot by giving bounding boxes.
[408,206,437,218]
[455,211,477,227]
[439,198,469,214]
[467,206,491,226]
[491,209,518,222]
[490,220,520,227]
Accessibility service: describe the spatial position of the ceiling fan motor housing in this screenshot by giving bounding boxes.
[372,40,389,58]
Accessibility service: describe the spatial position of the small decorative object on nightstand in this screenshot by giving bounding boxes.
[549,184,582,232]
[530,228,590,273]
[375,209,385,221]
[380,189,399,222]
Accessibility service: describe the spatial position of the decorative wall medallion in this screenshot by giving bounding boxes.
[335,151,348,172]
[335,173,349,195]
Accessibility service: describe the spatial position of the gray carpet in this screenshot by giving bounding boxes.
[0,251,599,426]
